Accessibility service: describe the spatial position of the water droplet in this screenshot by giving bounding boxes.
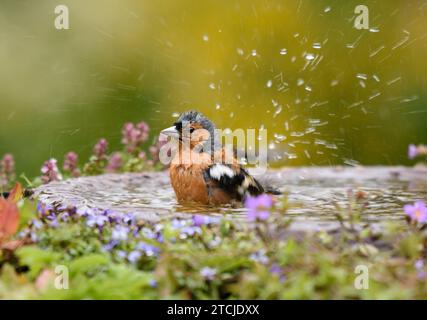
[297,78,304,86]
[172,112,180,118]
[251,49,257,57]
[330,80,339,86]
[312,43,322,49]
[236,48,244,56]
[305,53,315,61]
[356,73,368,80]
[202,34,209,42]
[274,133,286,141]
[266,80,273,88]
[305,85,312,92]
[279,48,287,55]
[215,103,221,110]
[209,83,216,90]
[273,106,282,117]
[369,28,380,33]
[324,6,331,13]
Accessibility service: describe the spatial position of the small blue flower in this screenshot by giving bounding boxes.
[60,212,70,222]
[270,263,286,283]
[149,279,157,288]
[122,213,135,226]
[128,251,142,263]
[112,225,130,241]
[200,267,217,280]
[180,226,202,237]
[136,242,160,257]
[86,214,109,228]
[31,219,43,230]
[171,219,188,229]
[76,206,94,217]
[192,215,220,227]
[249,250,269,264]
[102,240,119,252]
[116,250,127,259]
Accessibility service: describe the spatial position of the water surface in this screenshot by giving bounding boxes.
[35,166,427,231]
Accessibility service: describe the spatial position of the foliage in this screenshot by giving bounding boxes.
[0,192,426,299]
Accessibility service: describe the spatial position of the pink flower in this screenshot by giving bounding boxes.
[404,201,427,224]
[408,144,427,160]
[1,154,14,175]
[408,144,418,159]
[149,137,169,164]
[63,151,80,177]
[106,152,123,172]
[245,194,273,221]
[93,138,108,158]
[121,121,150,153]
[0,154,15,187]
[41,158,62,184]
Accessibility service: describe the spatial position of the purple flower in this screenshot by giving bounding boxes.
[63,151,80,177]
[415,259,424,270]
[36,202,54,215]
[192,215,219,227]
[31,219,43,230]
[249,250,269,264]
[180,226,202,237]
[0,154,15,187]
[116,250,127,259]
[122,213,135,226]
[121,121,150,153]
[106,152,123,172]
[1,154,14,174]
[112,225,130,241]
[408,144,418,159]
[171,219,188,229]
[415,259,426,280]
[76,206,95,217]
[200,267,217,281]
[149,279,157,288]
[245,194,273,222]
[102,240,119,252]
[149,138,169,164]
[128,251,142,263]
[135,241,160,257]
[404,201,427,224]
[270,264,286,283]
[93,138,108,158]
[41,158,62,184]
[86,214,109,228]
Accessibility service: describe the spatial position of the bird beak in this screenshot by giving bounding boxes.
[160,126,180,140]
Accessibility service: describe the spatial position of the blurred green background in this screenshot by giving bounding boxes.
[0,0,426,176]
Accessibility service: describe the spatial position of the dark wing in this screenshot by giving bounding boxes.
[203,163,264,202]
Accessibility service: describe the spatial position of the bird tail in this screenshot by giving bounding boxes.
[264,186,282,195]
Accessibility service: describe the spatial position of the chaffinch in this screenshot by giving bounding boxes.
[160,110,265,205]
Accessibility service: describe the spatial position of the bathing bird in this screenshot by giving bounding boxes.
[160,110,265,205]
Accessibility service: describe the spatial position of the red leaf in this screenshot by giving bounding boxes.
[7,183,23,203]
[0,194,20,244]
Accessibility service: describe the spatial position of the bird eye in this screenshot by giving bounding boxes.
[174,122,182,131]
[190,128,195,133]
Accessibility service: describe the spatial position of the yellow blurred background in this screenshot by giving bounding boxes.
[0,0,426,175]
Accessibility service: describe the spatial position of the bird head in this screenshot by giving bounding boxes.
[160,110,216,151]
